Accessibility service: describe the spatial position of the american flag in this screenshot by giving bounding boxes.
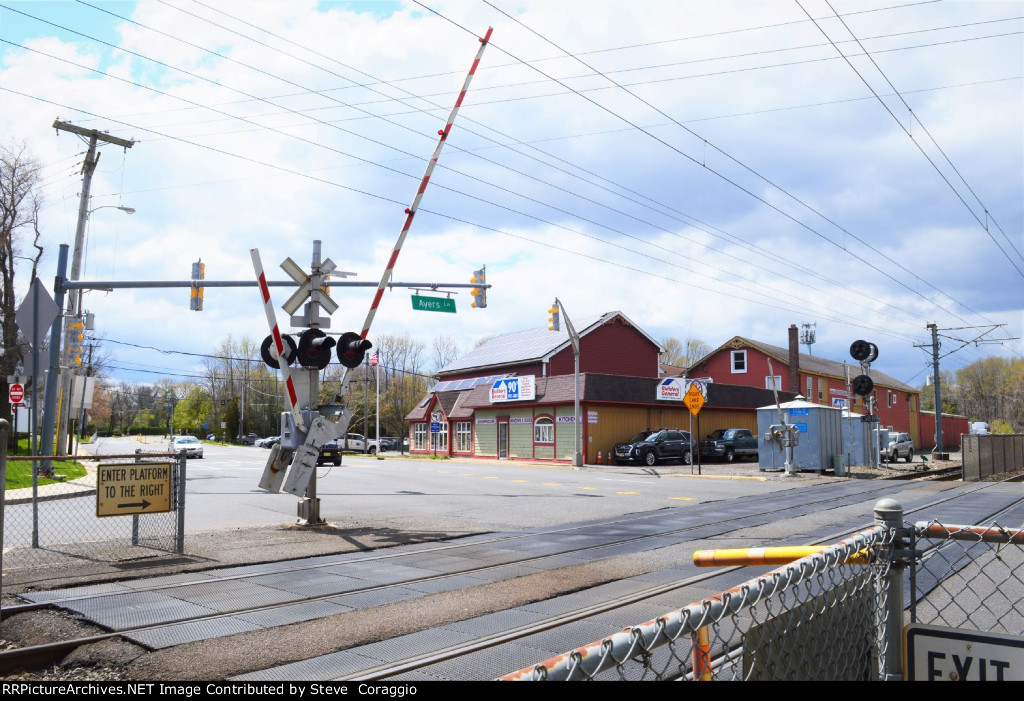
[369,350,379,367]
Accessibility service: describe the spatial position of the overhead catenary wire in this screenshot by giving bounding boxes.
[464,0,1004,326]
[57,0,1001,335]
[0,42,940,338]
[801,0,1024,270]
[6,5,1015,364]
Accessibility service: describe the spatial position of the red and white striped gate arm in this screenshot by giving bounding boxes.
[251,248,306,432]
[340,27,493,387]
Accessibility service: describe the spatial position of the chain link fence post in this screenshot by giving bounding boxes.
[874,498,905,681]
[176,450,187,555]
[1,418,8,605]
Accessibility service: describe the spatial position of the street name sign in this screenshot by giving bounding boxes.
[97,462,173,517]
[411,295,456,314]
[905,623,1024,681]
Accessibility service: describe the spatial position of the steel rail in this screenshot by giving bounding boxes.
[344,479,1024,681]
[0,480,913,672]
[3,479,902,612]
[1,478,1012,677]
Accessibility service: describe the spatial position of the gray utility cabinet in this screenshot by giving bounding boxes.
[757,399,843,473]
[840,412,883,467]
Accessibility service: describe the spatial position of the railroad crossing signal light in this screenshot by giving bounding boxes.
[190,259,205,311]
[470,266,487,309]
[547,302,560,332]
[337,331,373,369]
[296,328,336,369]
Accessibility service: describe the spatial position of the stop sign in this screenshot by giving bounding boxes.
[9,383,24,404]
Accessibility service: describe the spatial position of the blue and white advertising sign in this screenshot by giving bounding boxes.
[656,378,683,401]
[490,375,536,403]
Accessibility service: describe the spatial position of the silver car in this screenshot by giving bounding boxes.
[885,432,913,463]
[169,435,204,459]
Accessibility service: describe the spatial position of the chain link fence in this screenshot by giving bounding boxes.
[1,442,186,569]
[505,500,1023,681]
[911,521,1024,636]
[504,520,898,681]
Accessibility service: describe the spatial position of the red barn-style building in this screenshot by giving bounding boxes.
[690,325,923,446]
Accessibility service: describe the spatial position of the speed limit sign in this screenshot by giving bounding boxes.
[9,383,24,404]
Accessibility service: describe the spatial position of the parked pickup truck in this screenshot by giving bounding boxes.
[341,433,389,455]
[700,428,758,462]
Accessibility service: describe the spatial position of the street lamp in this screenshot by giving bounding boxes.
[88,205,135,216]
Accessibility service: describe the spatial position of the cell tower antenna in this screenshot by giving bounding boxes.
[800,322,817,356]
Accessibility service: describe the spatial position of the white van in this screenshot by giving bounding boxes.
[970,422,990,435]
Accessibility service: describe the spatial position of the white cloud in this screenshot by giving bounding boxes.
[2,0,1020,389]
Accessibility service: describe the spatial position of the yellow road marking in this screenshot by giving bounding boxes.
[579,486,597,490]
[511,480,529,483]
[459,473,474,476]
[617,491,640,495]
[669,496,697,501]
[483,476,499,479]
[543,482,561,486]
[437,470,452,474]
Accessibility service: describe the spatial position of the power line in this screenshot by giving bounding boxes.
[0,40,942,333]
[461,0,1005,325]
[797,0,1024,278]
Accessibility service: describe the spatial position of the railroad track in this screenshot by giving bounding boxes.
[0,477,1015,678]
[340,477,1023,682]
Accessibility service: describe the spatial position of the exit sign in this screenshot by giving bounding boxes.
[411,295,456,313]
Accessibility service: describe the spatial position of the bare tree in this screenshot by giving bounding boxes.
[1,141,45,441]
[660,336,712,370]
[431,333,460,374]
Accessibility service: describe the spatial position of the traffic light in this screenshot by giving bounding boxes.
[296,328,336,369]
[260,333,297,369]
[68,319,85,367]
[190,259,205,311]
[470,266,486,309]
[850,340,878,363]
[547,302,560,332]
[337,331,373,369]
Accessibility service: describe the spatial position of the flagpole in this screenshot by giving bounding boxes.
[374,351,382,461]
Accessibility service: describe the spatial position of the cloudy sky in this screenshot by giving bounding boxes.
[2,0,1022,389]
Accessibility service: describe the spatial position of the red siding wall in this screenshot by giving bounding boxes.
[701,347,788,390]
[701,345,920,435]
[917,413,969,450]
[547,318,659,377]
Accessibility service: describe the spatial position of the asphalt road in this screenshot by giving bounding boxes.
[85,436,832,534]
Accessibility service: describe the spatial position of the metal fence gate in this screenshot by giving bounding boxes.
[504,499,1023,681]
[1,426,186,570]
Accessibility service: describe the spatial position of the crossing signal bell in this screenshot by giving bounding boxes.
[547,302,560,332]
[470,266,486,309]
[260,334,298,369]
[190,259,205,311]
[337,331,373,369]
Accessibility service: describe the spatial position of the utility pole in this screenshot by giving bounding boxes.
[52,120,134,456]
[914,323,1015,457]
[927,323,943,455]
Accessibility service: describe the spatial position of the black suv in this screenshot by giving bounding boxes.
[613,429,695,466]
[317,440,342,466]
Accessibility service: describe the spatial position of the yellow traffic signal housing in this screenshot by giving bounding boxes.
[547,303,560,331]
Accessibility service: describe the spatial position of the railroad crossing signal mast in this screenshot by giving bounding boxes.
[251,28,493,525]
